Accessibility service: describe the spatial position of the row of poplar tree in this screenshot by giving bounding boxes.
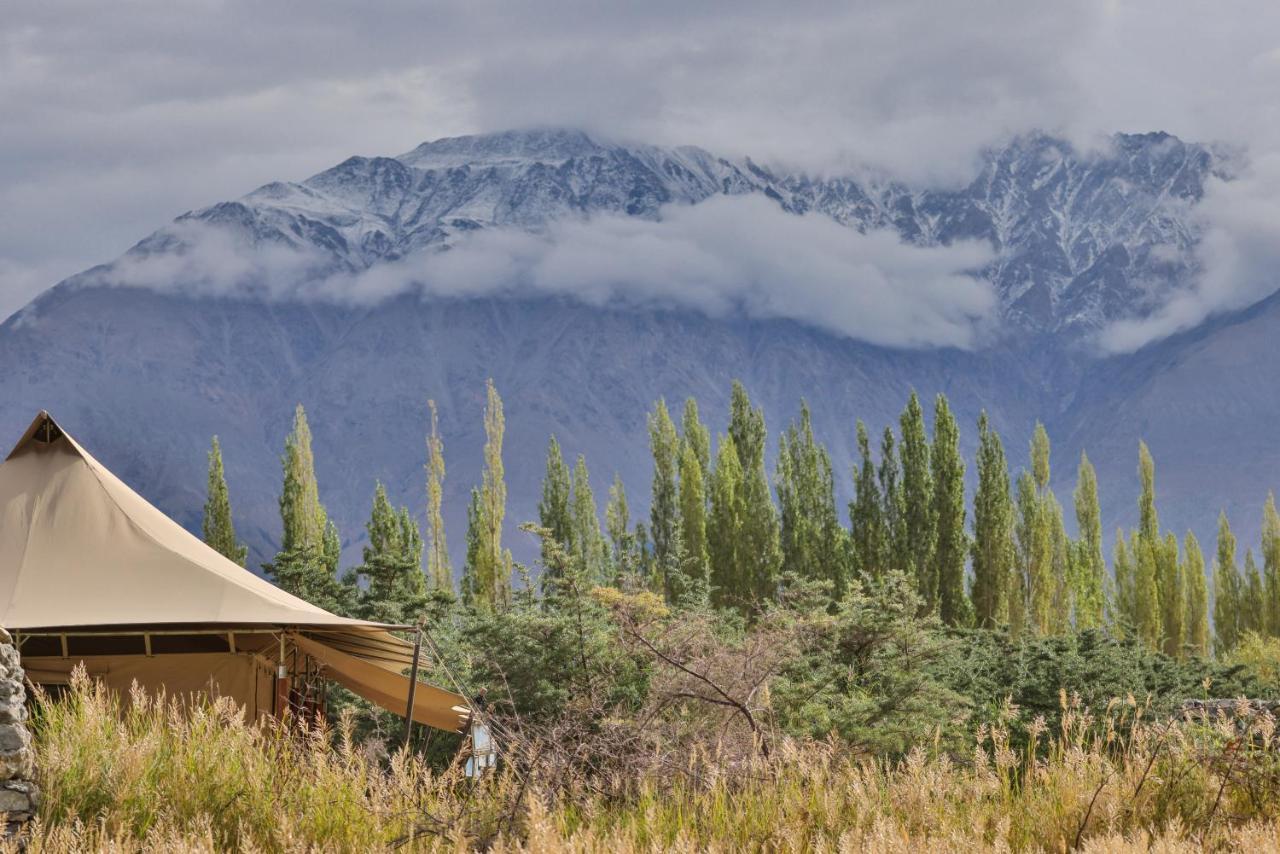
[199,379,1280,660]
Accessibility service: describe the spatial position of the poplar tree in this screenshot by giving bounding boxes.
[899,392,935,609]
[265,405,348,613]
[1158,531,1184,658]
[1112,531,1135,635]
[605,474,633,579]
[202,436,247,566]
[468,380,512,612]
[778,403,846,598]
[931,395,969,626]
[1072,452,1106,630]
[708,435,743,610]
[1243,549,1265,636]
[677,439,709,602]
[460,489,482,607]
[850,420,887,581]
[1138,441,1159,545]
[1212,512,1241,656]
[1133,532,1163,650]
[347,482,427,625]
[570,455,607,581]
[682,397,711,485]
[1263,493,1280,636]
[878,427,904,573]
[1184,531,1209,658]
[728,382,781,605]
[1047,493,1071,635]
[648,399,682,599]
[424,401,451,594]
[538,436,573,573]
[1015,460,1054,636]
[971,412,1013,628]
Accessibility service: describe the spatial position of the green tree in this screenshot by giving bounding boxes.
[460,488,482,607]
[424,400,451,594]
[648,398,682,599]
[1158,531,1184,658]
[1015,470,1053,637]
[1263,493,1280,636]
[727,382,781,606]
[931,394,969,626]
[1133,532,1163,650]
[570,455,607,582]
[1112,530,1135,635]
[469,380,513,612]
[202,436,247,567]
[538,436,574,577]
[681,397,711,485]
[1138,441,1159,545]
[1212,512,1241,656]
[850,420,887,582]
[708,435,744,610]
[1184,531,1209,658]
[899,392,935,610]
[1243,549,1266,637]
[777,403,847,598]
[605,474,633,580]
[878,427,904,573]
[971,412,1013,628]
[264,405,348,613]
[1072,452,1106,630]
[346,482,427,625]
[676,439,710,603]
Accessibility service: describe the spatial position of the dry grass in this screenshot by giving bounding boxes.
[14,673,1280,852]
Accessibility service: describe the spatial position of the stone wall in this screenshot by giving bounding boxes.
[0,628,37,838]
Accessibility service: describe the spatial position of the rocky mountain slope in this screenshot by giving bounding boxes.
[0,129,1269,569]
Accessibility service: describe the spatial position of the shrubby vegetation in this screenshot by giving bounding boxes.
[45,375,1280,849]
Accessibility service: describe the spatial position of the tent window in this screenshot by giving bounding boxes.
[34,418,63,445]
[18,637,60,657]
[67,635,146,657]
[149,634,232,655]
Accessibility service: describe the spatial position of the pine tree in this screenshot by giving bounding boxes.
[424,400,452,594]
[470,380,513,612]
[1158,531,1184,658]
[677,439,709,602]
[727,382,781,606]
[1243,549,1266,636]
[931,394,968,625]
[681,398,711,486]
[648,398,682,599]
[538,435,574,576]
[971,412,1013,628]
[1184,531,1209,658]
[1071,452,1106,630]
[605,473,633,580]
[1212,512,1241,656]
[1263,493,1280,636]
[347,483,428,625]
[708,435,744,610]
[264,405,348,613]
[202,436,247,566]
[570,455,607,581]
[878,427,905,573]
[850,420,887,582]
[778,403,846,598]
[899,392,936,610]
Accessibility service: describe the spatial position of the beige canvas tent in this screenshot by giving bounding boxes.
[0,411,470,733]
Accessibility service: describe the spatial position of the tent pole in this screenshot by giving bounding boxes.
[402,627,423,751]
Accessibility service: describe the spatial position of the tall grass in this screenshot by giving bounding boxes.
[15,673,1280,851]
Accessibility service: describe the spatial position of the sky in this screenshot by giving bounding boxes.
[4,1,1280,345]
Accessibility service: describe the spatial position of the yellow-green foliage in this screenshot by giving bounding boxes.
[1229,631,1280,693]
[20,674,1280,852]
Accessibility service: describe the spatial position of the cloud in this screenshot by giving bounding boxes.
[98,196,997,350]
[1098,155,1280,352]
[6,0,1280,347]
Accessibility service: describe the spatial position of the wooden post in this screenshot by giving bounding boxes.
[273,634,289,719]
[402,628,423,752]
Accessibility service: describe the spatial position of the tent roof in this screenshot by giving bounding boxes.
[0,411,393,632]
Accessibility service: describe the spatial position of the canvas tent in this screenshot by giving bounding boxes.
[0,411,470,733]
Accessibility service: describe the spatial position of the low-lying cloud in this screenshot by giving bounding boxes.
[1098,157,1280,353]
[95,196,998,350]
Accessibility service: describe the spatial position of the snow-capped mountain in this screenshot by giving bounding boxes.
[1,128,1272,572]
[129,128,1218,338]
